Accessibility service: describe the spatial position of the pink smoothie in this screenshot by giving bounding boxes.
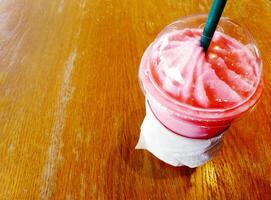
[139,28,263,138]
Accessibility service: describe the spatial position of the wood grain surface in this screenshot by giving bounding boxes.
[0,0,270,199]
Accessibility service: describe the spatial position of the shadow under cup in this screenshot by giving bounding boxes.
[139,14,263,139]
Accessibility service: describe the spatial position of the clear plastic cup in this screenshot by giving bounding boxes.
[139,14,263,139]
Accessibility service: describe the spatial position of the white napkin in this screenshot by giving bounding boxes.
[136,101,225,168]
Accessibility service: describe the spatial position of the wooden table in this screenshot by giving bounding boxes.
[0,0,270,199]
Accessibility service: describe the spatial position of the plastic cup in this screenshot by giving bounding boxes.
[139,14,263,139]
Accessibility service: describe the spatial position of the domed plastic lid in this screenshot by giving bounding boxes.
[139,14,263,122]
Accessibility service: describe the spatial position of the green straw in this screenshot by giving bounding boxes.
[200,0,228,52]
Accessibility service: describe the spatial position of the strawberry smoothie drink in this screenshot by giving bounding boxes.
[139,14,263,140]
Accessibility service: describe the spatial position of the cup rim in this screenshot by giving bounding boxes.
[139,14,263,121]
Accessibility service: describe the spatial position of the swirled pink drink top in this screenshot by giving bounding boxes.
[150,28,259,109]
